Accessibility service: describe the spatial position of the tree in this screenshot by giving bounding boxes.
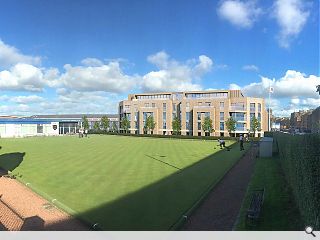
[317,85,320,95]
[172,116,181,135]
[112,122,118,133]
[82,115,89,130]
[93,121,100,131]
[101,116,110,131]
[250,116,260,137]
[202,116,214,136]
[121,116,130,133]
[225,117,237,137]
[145,115,156,134]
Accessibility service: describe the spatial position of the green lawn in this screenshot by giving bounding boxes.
[235,156,302,230]
[0,135,246,230]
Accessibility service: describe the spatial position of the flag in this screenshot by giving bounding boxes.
[269,87,274,93]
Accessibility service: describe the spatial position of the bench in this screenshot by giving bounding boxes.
[245,188,265,226]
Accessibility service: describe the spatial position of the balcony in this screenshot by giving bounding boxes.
[235,127,247,131]
[229,106,246,111]
[194,105,214,108]
[233,117,246,122]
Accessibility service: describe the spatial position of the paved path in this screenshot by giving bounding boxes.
[0,170,88,231]
[182,146,257,230]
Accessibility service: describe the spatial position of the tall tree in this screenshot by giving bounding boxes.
[250,116,260,137]
[101,116,110,131]
[145,115,156,134]
[225,117,237,137]
[202,116,214,136]
[121,116,130,133]
[82,115,89,130]
[93,121,100,131]
[172,116,181,135]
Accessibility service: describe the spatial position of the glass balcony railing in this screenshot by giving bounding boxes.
[234,117,246,122]
[235,127,246,131]
[230,106,246,111]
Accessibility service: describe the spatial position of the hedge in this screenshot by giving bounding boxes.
[264,131,274,137]
[273,132,320,229]
[88,130,261,141]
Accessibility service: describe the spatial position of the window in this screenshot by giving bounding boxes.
[205,102,211,106]
[145,103,149,107]
[220,112,224,121]
[37,124,43,133]
[231,112,245,121]
[250,103,255,112]
[163,112,166,120]
[204,112,210,118]
[236,123,245,131]
[258,113,261,122]
[258,103,261,112]
[220,102,224,109]
[152,103,155,108]
[186,112,190,121]
[186,102,190,108]
[163,103,166,111]
[198,122,201,130]
[250,113,255,120]
[173,104,176,111]
[220,122,224,131]
[197,112,201,121]
[163,121,166,129]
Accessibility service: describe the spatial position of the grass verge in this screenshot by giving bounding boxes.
[235,156,303,230]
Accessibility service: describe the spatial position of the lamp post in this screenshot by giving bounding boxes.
[268,86,274,132]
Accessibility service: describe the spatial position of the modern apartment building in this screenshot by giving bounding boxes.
[119,90,268,137]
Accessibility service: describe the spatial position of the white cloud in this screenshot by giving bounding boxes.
[230,70,320,116]
[59,61,138,93]
[81,58,104,67]
[290,98,300,105]
[217,0,262,29]
[242,64,259,72]
[229,83,241,90]
[0,39,41,68]
[0,63,47,91]
[10,95,44,104]
[142,51,212,92]
[193,55,214,77]
[272,0,310,48]
[238,70,320,99]
[301,98,320,107]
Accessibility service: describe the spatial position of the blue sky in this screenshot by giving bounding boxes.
[0,0,319,116]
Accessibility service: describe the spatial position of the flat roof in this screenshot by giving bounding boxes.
[0,119,54,124]
[30,114,118,119]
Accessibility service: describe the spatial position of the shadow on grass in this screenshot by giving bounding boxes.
[0,152,25,175]
[44,143,248,231]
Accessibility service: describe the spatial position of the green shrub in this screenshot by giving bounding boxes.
[273,132,320,229]
[264,131,273,137]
